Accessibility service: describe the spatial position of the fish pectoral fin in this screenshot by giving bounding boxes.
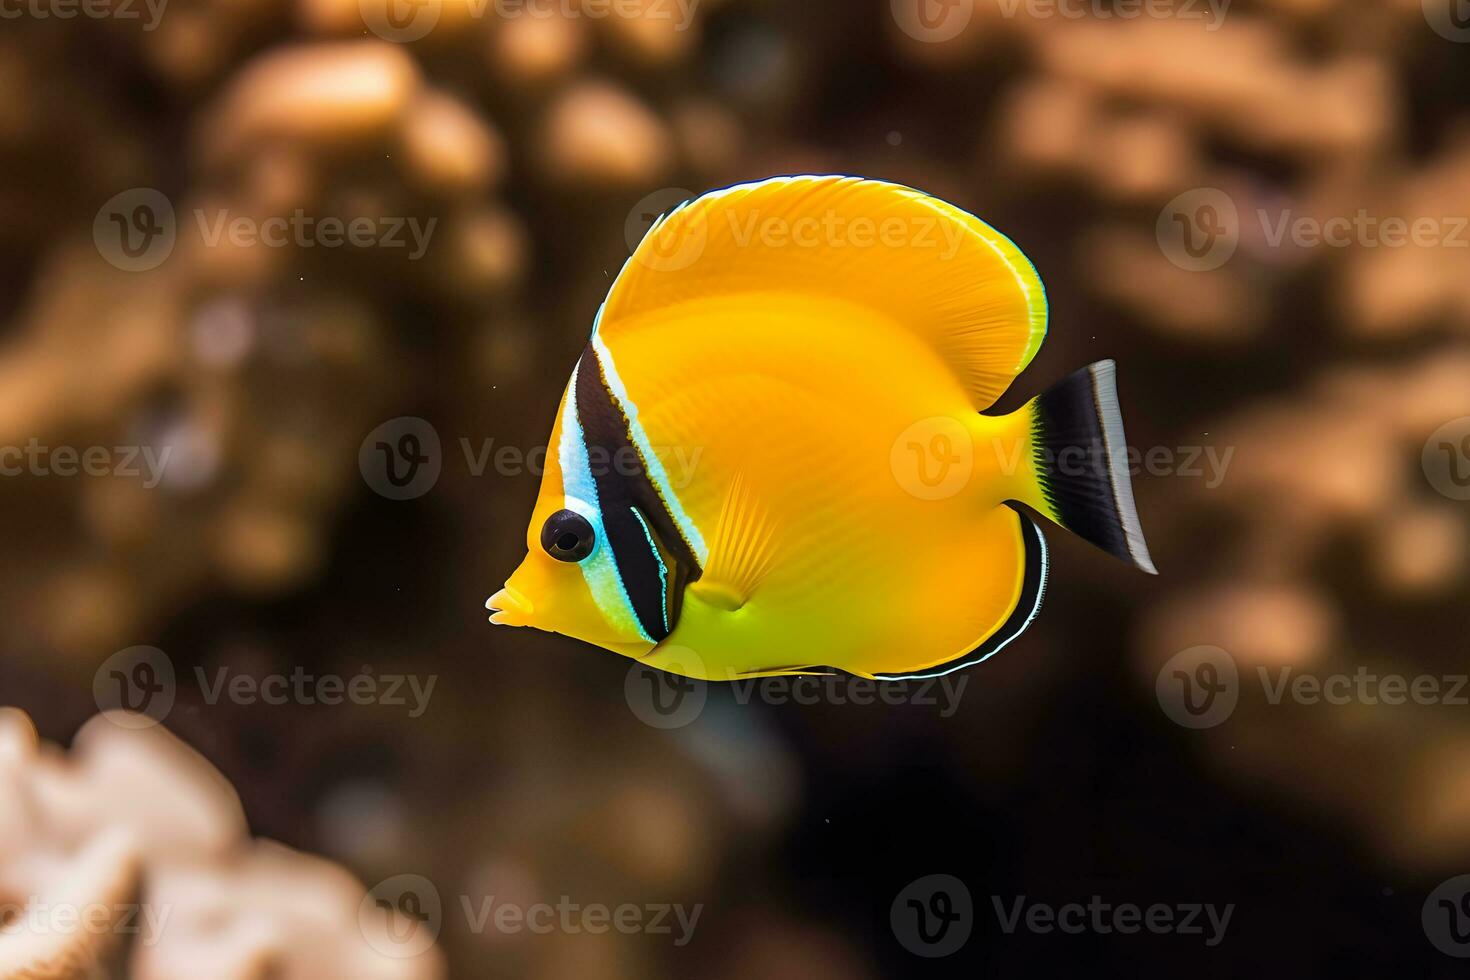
[692,471,778,612]
[688,580,748,612]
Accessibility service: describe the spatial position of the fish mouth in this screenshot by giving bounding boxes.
[485,585,534,627]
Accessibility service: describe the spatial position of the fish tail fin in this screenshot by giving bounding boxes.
[1008,360,1157,574]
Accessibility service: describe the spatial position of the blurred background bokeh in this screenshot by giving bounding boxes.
[1,0,1469,976]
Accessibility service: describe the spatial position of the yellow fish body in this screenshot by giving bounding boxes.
[488,176,1155,681]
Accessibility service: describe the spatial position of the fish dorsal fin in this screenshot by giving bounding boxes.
[601,175,1048,410]
[689,472,777,612]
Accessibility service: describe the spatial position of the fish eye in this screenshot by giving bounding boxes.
[540,509,595,562]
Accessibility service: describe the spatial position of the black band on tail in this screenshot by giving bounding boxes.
[1030,360,1156,574]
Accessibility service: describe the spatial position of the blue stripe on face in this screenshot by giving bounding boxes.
[629,505,670,635]
[557,366,654,643]
[589,328,707,567]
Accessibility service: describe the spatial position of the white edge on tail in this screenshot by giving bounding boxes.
[1089,360,1157,575]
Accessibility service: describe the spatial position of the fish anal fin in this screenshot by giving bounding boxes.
[733,665,834,679]
[688,471,777,612]
[872,510,1048,681]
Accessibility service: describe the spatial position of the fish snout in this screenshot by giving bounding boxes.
[486,584,535,627]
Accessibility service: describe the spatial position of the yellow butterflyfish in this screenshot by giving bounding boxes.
[487,176,1155,681]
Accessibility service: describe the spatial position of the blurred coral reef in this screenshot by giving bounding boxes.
[0,708,444,978]
[0,0,1467,976]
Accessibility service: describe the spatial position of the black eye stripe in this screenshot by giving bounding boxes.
[573,349,679,641]
[606,506,671,639]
